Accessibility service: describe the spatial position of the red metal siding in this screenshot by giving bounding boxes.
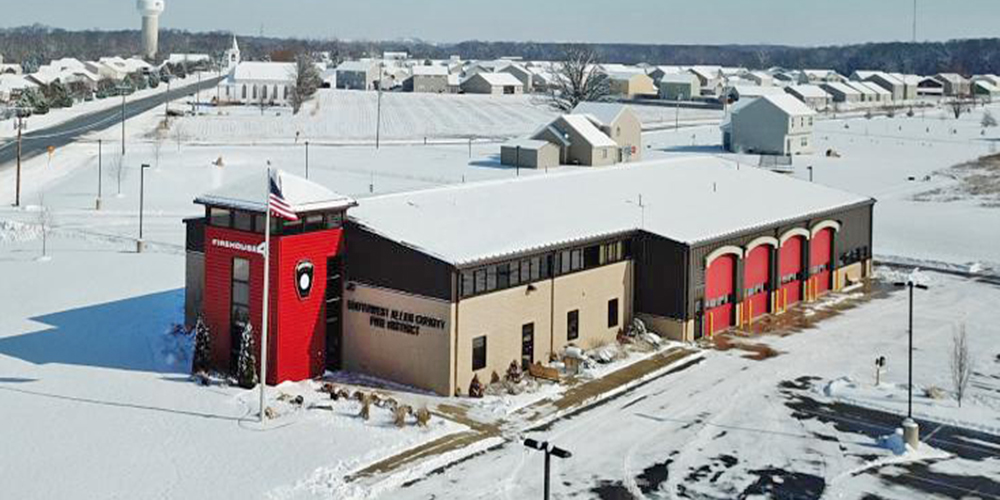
[779,236,804,306]
[705,254,736,335]
[744,245,771,320]
[811,228,833,295]
[273,229,343,382]
[202,226,269,374]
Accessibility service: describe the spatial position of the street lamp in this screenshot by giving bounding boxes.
[137,163,152,253]
[118,85,130,156]
[893,277,929,449]
[523,438,572,500]
[305,140,310,179]
[96,139,103,210]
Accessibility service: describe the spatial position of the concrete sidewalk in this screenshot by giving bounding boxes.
[345,345,702,488]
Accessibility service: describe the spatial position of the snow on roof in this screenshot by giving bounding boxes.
[0,74,36,92]
[974,81,999,93]
[336,60,375,72]
[232,62,296,82]
[348,157,871,266]
[856,81,892,96]
[659,72,699,84]
[823,82,861,96]
[411,65,448,77]
[559,114,617,148]
[742,94,816,117]
[195,170,357,214]
[474,72,523,87]
[787,84,829,99]
[503,138,553,150]
[571,101,628,126]
[729,85,785,98]
[845,81,879,96]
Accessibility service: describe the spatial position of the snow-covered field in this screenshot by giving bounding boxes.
[1,93,999,498]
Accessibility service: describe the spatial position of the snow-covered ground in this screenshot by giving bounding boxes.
[1,93,999,498]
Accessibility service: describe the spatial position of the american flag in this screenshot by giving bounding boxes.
[269,171,299,221]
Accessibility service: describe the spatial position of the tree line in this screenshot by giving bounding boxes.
[2,25,998,76]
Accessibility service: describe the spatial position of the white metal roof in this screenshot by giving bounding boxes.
[472,72,523,87]
[336,60,375,73]
[660,72,699,84]
[348,157,871,266]
[410,65,449,77]
[571,101,629,126]
[823,82,861,96]
[503,138,553,150]
[733,94,815,117]
[232,62,296,82]
[559,114,618,148]
[787,84,829,99]
[195,170,357,214]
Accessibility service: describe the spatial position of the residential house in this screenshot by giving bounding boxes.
[499,139,560,170]
[688,66,723,95]
[335,60,378,91]
[845,81,880,104]
[461,72,523,95]
[498,63,534,93]
[973,80,1000,99]
[0,74,38,103]
[572,102,643,162]
[852,71,904,101]
[745,71,774,87]
[785,84,831,110]
[0,54,22,75]
[798,69,846,84]
[917,77,945,97]
[403,65,449,93]
[531,114,619,166]
[934,73,971,96]
[658,72,700,100]
[646,65,687,84]
[607,72,657,98]
[820,82,862,104]
[722,85,785,103]
[722,94,815,156]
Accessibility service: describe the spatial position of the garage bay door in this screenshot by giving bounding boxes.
[705,254,737,336]
[811,228,834,296]
[744,245,772,321]
[779,236,805,308]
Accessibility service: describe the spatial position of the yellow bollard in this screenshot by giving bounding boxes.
[749,301,754,327]
[783,287,788,312]
[709,312,714,338]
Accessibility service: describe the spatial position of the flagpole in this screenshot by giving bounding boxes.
[259,168,272,423]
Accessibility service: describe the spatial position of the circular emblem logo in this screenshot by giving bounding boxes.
[295,260,315,299]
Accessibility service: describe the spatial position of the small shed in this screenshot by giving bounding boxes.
[500,139,560,170]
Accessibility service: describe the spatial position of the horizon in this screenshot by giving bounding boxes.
[1,0,999,47]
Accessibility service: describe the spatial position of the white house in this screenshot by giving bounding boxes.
[785,84,831,110]
[461,72,524,95]
[722,94,816,156]
[222,61,296,106]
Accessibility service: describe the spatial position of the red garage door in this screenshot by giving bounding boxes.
[779,236,805,308]
[744,245,772,321]
[811,228,833,295]
[705,254,737,336]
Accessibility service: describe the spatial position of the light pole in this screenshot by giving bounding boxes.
[12,110,27,207]
[893,278,929,449]
[96,139,103,210]
[515,145,521,177]
[305,140,310,179]
[137,163,151,252]
[165,77,171,116]
[119,86,129,156]
[523,438,572,500]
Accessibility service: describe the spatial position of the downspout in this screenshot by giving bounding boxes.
[549,256,555,361]
[452,270,460,396]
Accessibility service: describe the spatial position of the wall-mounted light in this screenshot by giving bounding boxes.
[526,284,537,293]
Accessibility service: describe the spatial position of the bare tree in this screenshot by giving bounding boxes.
[982,109,998,128]
[152,130,165,170]
[949,99,966,119]
[173,123,185,152]
[36,193,52,259]
[548,45,611,112]
[109,153,125,196]
[289,53,322,115]
[951,323,974,408]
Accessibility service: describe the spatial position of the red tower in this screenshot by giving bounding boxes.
[194,171,356,384]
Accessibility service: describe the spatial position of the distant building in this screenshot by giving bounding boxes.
[646,65,687,84]
[785,85,831,110]
[658,72,700,100]
[222,61,295,106]
[723,85,785,103]
[797,69,846,84]
[722,94,815,156]
[0,74,38,103]
[973,80,1000,99]
[917,77,945,97]
[335,60,378,91]
[224,36,241,71]
[745,71,773,87]
[820,82,862,104]
[852,71,904,101]
[497,64,534,93]
[137,0,165,60]
[933,73,971,97]
[167,53,211,68]
[461,72,523,95]
[531,114,618,166]
[0,54,21,75]
[607,72,657,99]
[403,65,449,93]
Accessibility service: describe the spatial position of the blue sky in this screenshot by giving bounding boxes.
[1,0,997,46]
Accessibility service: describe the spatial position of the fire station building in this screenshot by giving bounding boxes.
[185,157,874,396]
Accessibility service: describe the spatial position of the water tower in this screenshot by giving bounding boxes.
[137,0,165,60]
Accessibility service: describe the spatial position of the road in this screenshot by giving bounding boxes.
[0,76,223,169]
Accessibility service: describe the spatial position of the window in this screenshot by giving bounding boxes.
[584,245,600,268]
[261,85,268,100]
[241,85,247,99]
[325,212,343,229]
[520,259,532,283]
[530,256,542,281]
[603,149,608,159]
[486,266,497,291]
[284,87,289,99]
[231,257,251,334]
[252,86,257,99]
[304,214,325,232]
[801,137,808,147]
[209,207,231,228]
[233,211,253,232]
[497,263,510,289]
[474,269,487,293]
[570,249,583,271]
[461,271,474,298]
[472,336,487,371]
[616,126,621,137]
[253,214,265,234]
[509,261,520,286]
[567,310,579,341]
[607,298,619,328]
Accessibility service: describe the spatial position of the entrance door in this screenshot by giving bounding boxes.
[325,256,343,371]
[521,323,534,370]
[705,254,737,336]
[779,236,805,308]
[811,228,833,295]
[744,245,772,320]
[230,257,251,371]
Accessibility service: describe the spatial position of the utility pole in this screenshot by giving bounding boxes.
[165,78,171,116]
[305,140,310,179]
[515,145,521,177]
[120,89,128,156]
[14,113,25,207]
[894,278,929,450]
